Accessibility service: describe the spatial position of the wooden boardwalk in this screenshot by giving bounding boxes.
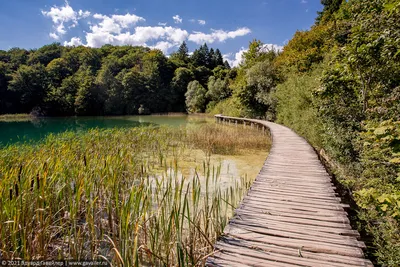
[206,115,373,267]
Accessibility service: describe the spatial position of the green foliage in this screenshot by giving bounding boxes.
[276,24,333,72]
[206,76,231,109]
[170,67,194,111]
[207,97,243,117]
[185,80,207,113]
[273,0,400,264]
[275,66,324,148]
[316,0,345,24]
[0,43,230,116]
[8,64,48,114]
[232,47,282,119]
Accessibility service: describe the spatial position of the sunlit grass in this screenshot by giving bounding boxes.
[0,123,270,265]
[0,114,34,122]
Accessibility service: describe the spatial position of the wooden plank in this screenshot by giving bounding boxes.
[206,257,250,267]
[235,209,352,229]
[232,215,360,237]
[244,195,350,210]
[251,181,337,193]
[238,204,350,223]
[224,230,365,258]
[216,242,354,267]
[249,188,342,202]
[252,185,338,197]
[213,251,295,267]
[227,222,365,248]
[241,201,347,215]
[207,116,372,267]
[256,178,335,187]
[217,236,372,266]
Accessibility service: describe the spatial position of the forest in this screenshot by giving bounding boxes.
[1,0,400,265]
[0,42,231,116]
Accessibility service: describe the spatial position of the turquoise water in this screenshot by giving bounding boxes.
[0,115,209,146]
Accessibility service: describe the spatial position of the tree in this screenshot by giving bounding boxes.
[176,41,189,63]
[214,49,224,67]
[0,62,11,113]
[7,48,29,70]
[208,48,215,68]
[224,60,231,69]
[8,64,48,113]
[121,69,147,114]
[193,66,212,88]
[316,0,344,23]
[74,67,98,115]
[27,43,63,66]
[234,58,281,118]
[191,43,210,67]
[170,67,194,111]
[185,80,207,113]
[206,76,231,107]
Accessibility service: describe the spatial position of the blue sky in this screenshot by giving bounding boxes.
[0,0,322,66]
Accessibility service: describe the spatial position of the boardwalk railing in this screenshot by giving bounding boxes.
[207,115,373,267]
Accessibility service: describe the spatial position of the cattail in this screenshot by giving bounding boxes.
[14,183,19,198]
[36,173,40,190]
[83,155,87,167]
[18,165,22,184]
[30,177,34,192]
[9,188,12,201]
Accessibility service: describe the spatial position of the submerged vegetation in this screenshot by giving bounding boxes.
[0,123,270,265]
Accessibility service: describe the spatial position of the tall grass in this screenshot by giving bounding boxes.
[0,123,269,265]
[187,123,270,156]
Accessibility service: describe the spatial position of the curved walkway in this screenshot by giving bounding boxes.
[206,115,373,267]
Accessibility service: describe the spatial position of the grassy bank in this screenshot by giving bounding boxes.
[0,123,270,265]
[0,114,35,122]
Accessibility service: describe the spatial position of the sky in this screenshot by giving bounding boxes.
[0,0,322,66]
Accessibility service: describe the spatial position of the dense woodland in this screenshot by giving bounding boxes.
[0,42,231,116]
[1,0,400,265]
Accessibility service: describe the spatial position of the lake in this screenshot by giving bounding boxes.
[0,115,210,146]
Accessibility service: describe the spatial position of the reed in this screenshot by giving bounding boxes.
[0,124,269,265]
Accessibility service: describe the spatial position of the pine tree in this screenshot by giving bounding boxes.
[214,49,224,67]
[177,41,189,62]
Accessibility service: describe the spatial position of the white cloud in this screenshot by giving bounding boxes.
[85,25,188,50]
[172,15,182,24]
[64,37,83,46]
[262,43,284,52]
[223,43,283,67]
[301,0,308,3]
[42,2,252,55]
[78,10,91,18]
[223,47,247,67]
[49,33,60,40]
[42,1,91,39]
[56,24,67,35]
[188,27,251,44]
[91,13,145,35]
[151,41,176,54]
[42,1,76,24]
